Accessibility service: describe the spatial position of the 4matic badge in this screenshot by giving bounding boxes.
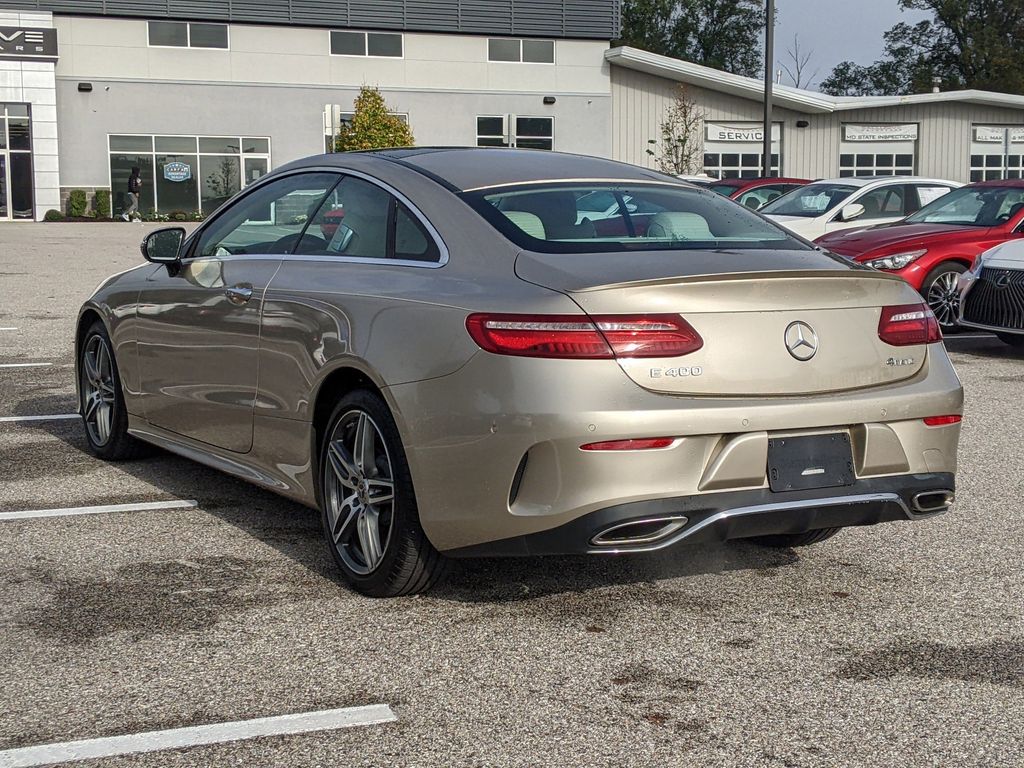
[885,356,915,367]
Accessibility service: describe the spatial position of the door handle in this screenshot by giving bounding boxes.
[225,284,254,305]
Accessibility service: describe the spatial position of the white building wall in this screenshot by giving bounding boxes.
[611,65,1024,182]
[0,8,59,220]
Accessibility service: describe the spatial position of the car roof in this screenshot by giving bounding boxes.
[967,178,1024,188]
[811,176,959,187]
[299,147,684,192]
[713,177,809,188]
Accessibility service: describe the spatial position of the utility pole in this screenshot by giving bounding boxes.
[762,0,775,177]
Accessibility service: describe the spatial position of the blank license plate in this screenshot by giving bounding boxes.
[767,433,855,492]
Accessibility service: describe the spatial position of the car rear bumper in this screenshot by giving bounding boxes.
[445,472,955,556]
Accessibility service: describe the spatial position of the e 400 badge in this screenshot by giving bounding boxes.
[650,366,704,378]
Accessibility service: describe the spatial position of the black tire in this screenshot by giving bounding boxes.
[747,527,841,549]
[78,320,150,461]
[996,332,1024,349]
[318,389,445,597]
[921,261,967,331]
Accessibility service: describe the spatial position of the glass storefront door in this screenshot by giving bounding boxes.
[0,104,34,221]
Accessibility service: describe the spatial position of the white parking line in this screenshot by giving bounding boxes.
[0,362,52,369]
[0,414,79,423]
[0,500,199,522]
[0,704,397,768]
[0,327,17,331]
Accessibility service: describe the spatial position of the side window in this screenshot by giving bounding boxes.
[914,185,953,209]
[195,173,340,258]
[394,204,439,262]
[856,186,906,220]
[298,175,441,263]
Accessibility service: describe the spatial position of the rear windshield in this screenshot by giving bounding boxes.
[761,183,858,217]
[904,185,1024,227]
[460,183,808,253]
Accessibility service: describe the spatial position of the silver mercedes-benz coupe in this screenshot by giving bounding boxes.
[76,148,964,596]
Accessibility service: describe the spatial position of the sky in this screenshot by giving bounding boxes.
[774,0,930,90]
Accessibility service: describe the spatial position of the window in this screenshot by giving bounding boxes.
[854,185,907,220]
[476,116,553,150]
[838,153,914,177]
[297,176,441,263]
[487,38,554,63]
[148,21,228,49]
[197,173,340,258]
[330,30,403,57]
[108,134,271,217]
[0,103,34,220]
[970,154,1022,182]
[761,183,858,218]
[734,184,797,211]
[915,185,954,208]
[462,183,807,254]
[704,153,779,179]
[905,185,1024,228]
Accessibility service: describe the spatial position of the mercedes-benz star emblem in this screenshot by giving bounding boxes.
[784,321,819,361]
[993,272,1012,289]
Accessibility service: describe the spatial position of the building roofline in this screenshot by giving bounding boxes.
[605,46,1024,114]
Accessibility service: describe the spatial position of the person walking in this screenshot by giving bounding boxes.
[121,167,142,221]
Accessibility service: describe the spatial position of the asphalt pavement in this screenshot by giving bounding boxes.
[0,223,1022,767]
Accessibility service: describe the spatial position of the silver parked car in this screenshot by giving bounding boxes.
[77,148,964,596]
[959,239,1024,347]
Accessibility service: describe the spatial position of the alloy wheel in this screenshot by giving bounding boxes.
[927,270,961,328]
[82,335,117,446]
[324,410,396,575]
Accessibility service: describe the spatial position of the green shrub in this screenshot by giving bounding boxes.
[94,189,111,218]
[43,209,64,221]
[68,189,88,218]
[170,210,188,222]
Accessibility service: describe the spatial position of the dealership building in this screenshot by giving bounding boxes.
[2,0,1024,221]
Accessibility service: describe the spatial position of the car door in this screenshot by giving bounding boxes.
[824,182,907,234]
[136,171,341,452]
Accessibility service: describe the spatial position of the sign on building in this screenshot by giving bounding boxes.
[0,27,58,61]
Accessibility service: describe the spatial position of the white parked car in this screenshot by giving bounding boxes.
[762,177,961,241]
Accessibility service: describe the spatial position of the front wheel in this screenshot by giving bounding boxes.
[78,321,149,461]
[922,262,967,330]
[319,390,445,597]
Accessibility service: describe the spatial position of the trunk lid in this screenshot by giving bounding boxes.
[516,250,928,397]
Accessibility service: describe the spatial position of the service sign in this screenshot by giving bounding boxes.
[163,162,192,183]
[0,27,58,60]
[973,126,1024,143]
[843,124,918,142]
[705,122,781,143]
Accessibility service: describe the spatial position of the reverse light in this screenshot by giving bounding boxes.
[581,437,677,451]
[878,303,942,346]
[864,249,927,271]
[923,415,962,426]
[465,314,703,359]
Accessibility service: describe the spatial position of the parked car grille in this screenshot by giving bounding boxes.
[962,267,1024,330]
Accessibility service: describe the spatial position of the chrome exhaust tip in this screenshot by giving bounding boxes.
[590,515,689,547]
[911,490,955,514]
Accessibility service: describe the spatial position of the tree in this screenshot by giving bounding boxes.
[646,86,704,175]
[780,34,819,89]
[617,0,765,77]
[821,0,1024,97]
[334,86,414,152]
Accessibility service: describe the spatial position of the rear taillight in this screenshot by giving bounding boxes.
[465,314,703,359]
[581,437,677,451]
[923,415,962,426]
[878,303,942,346]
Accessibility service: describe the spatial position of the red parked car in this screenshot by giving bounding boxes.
[815,179,1024,328]
[706,177,810,210]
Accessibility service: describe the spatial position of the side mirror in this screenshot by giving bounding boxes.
[840,203,865,222]
[141,227,186,264]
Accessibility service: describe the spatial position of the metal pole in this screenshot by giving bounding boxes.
[762,0,775,177]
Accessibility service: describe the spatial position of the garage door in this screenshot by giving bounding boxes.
[970,126,1024,181]
[839,124,917,177]
[703,122,781,179]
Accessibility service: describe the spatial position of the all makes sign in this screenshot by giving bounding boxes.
[0,27,58,61]
[163,162,192,182]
